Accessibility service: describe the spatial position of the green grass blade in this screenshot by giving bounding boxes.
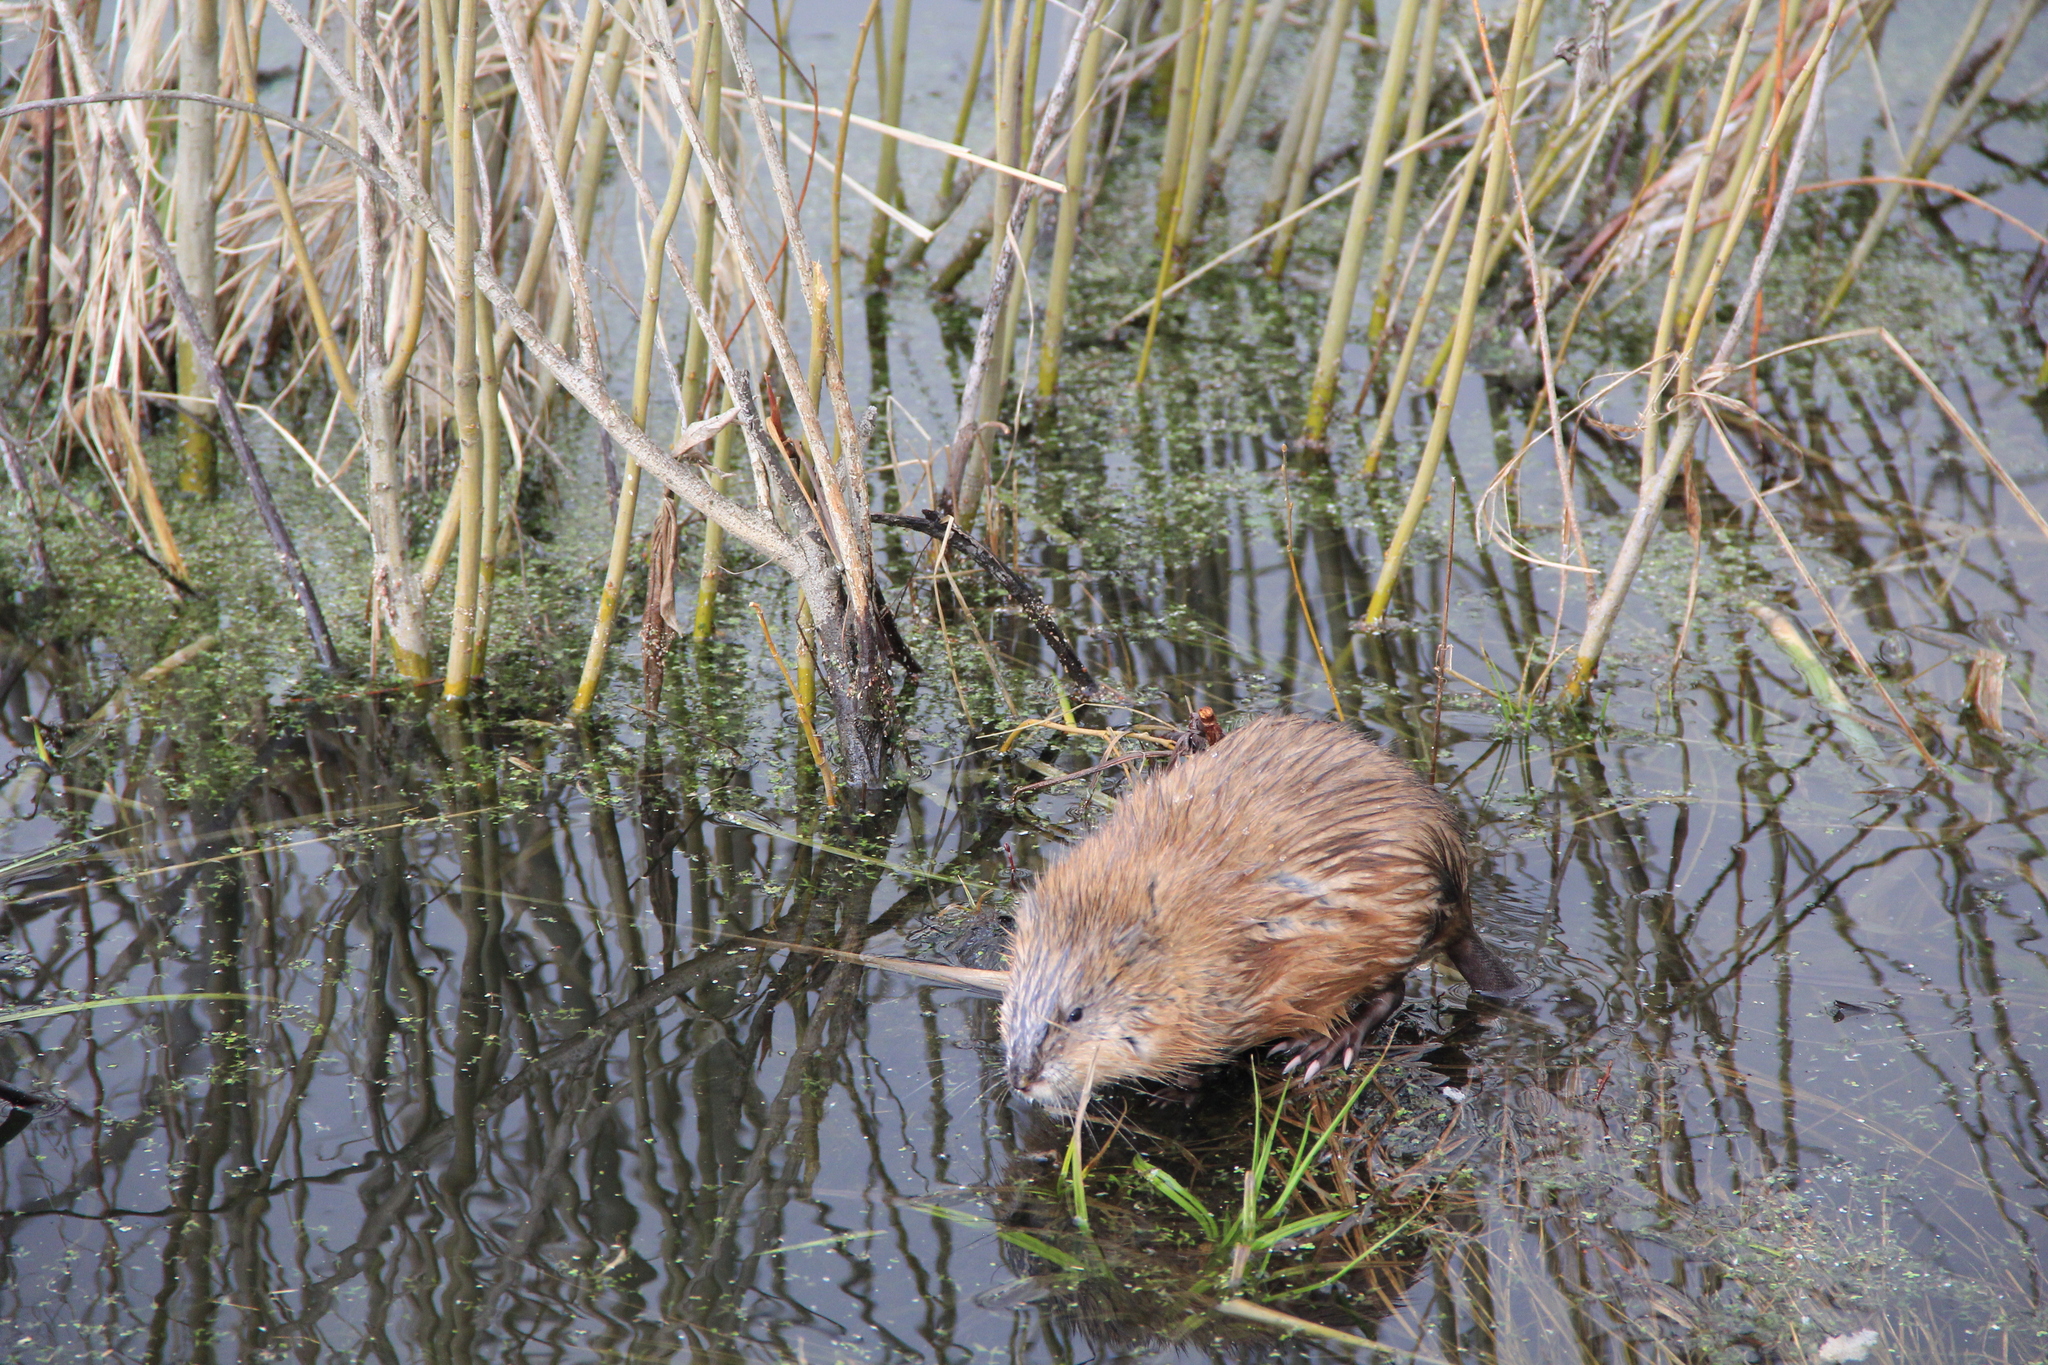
[1133,1155,1222,1241]
[994,1227,1087,1271]
[910,1202,1088,1271]
[1261,1063,1379,1219]
[1246,1207,1351,1252]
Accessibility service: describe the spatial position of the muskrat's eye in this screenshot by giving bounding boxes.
[1065,1006,1086,1024]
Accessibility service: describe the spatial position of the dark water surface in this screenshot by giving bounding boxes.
[5,1,2048,1362]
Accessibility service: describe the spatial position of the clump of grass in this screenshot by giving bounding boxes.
[1124,1068,1423,1301]
[939,1061,1461,1355]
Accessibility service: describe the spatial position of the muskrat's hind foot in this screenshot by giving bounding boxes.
[1270,979,1407,1082]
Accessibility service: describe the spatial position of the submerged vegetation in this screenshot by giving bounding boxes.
[1,0,2046,1360]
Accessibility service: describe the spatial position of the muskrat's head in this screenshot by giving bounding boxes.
[999,895,1186,1110]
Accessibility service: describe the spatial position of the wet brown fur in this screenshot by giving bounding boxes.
[1001,715,1516,1108]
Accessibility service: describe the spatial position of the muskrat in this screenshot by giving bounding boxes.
[1000,714,1518,1109]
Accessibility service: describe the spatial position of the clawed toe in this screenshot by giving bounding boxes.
[1268,1034,1352,1082]
[1270,1024,1378,1083]
[1270,981,1407,1081]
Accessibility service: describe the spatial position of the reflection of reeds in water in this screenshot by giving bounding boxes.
[0,702,984,1358]
[1,620,2045,1361]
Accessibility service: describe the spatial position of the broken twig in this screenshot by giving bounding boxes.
[875,508,1097,697]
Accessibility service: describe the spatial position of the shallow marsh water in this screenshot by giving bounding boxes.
[4,1,2048,1362]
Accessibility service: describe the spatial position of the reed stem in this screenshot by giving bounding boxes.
[938,0,997,208]
[1210,0,1288,172]
[1255,0,1334,232]
[531,20,631,419]
[494,0,609,372]
[440,0,485,700]
[1039,4,1108,397]
[1154,0,1200,243]
[1304,0,1423,441]
[470,287,505,676]
[1362,0,1542,626]
[862,0,914,285]
[1363,142,1482,474]
[952,0,1033,528]
[1170,0,1232,255]
[1211,0,1257,157]
[1367,0,1443,342]
[571,5,715,717]
[174,0,220,500]
[685,8,734,645]
[353,0,431,679]
[1264,0,1350,275]
[384,8,436,392]
[1638,0,1766,482]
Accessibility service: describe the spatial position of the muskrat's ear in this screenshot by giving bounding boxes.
[1446,933,1521,996]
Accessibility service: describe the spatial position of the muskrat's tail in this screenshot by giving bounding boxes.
[1445,932,1521,996]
